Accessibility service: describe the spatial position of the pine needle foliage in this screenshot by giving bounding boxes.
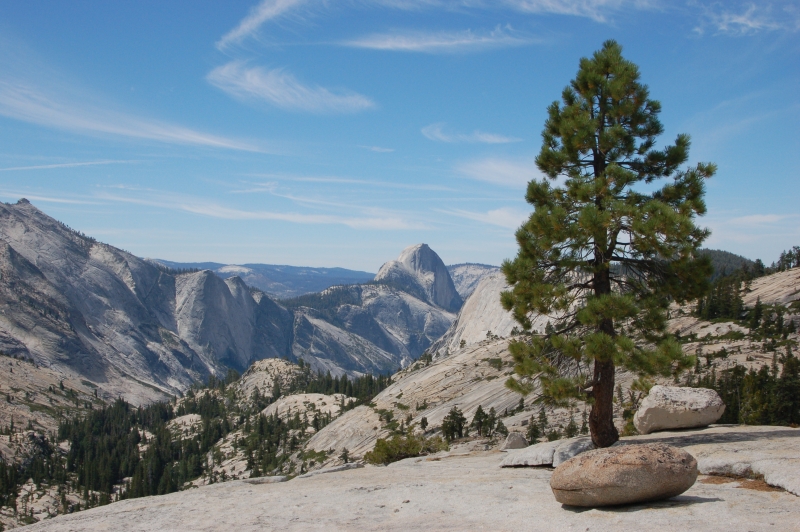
[501,41,714,447]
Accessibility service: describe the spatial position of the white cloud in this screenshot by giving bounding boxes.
[456,157,542,188]
[441,206,529,229]
[359,145,395,152]
[0,160,136,172]
[239,175,452,191]
[0,192,100,205]
[217,0,306,49]
[94,189,424,230]
[207,61,375,113]
[344,27,532,53]
[422,123,521,144]
[502,0,640,22]
[0,81,262,152]
[728,214,799,225]
[697,2,799,36]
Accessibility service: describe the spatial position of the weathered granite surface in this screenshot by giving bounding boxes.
[25,425,800,531]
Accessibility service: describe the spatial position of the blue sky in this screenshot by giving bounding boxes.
[0,1,798,271]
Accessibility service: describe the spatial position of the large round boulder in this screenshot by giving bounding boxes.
[634,385,725,435]
[550,443,698,507]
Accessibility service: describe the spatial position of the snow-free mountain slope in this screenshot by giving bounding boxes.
[447,263,499,299]
[374,244,462,312]
[0,200,296,402]
[153,259,374,299]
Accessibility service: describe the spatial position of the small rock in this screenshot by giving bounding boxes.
[500,440,560,467]
[550,443,698,507]
[552,437,594,467]
[634,385,725,435]
[501,433,529,451]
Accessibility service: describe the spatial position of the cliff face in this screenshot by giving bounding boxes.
[374,244,462,313]
[447,263,499,299]
[0,200,294,403]
[0,201,461,400]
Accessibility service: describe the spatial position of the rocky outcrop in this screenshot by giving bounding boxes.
[374,244,462,312]
[430,271,550,357]
[500,437,595,468]
[0,201,462,400]
[500,432,528,450]
[263,393,352,422]
[550,444,698,507]
[306,339,523,459]
[634,386,725,435]
[234,358,300,402]
[25,426,800,532]
[552,437,595,467]
[447,263,498,299]
[500,440,561,467]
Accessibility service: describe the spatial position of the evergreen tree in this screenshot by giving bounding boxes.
[502,40,711,447]
[441,407,467,442]
[525,416,541,443]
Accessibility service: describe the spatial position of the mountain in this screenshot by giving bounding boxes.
[447,263,499,299]
[699,248,756,280]
[0,199,298,404]
[374,244,462,312]
[0,201,459,405]
[150,260,374,299]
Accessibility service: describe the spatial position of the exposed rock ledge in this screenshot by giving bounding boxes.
[26,425,800,531]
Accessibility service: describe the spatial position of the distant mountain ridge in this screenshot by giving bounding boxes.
[0,200,460,403]
[149,259,374,299]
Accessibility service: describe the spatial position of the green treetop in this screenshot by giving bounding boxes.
[501,40,714,448]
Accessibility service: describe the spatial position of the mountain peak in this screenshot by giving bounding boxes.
[375,243,462,312]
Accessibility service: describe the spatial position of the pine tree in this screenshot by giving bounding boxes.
[502,40,712,447]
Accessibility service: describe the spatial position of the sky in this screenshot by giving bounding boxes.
[0,1,798,272]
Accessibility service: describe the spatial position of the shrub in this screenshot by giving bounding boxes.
[364,432,448,465]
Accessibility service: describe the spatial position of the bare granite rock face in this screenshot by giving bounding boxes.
[0,201,461,400]
[552,437,596,467]
[429,270,551,358]
[446,263,498,299]
[500,432,528,450]
[374,244,462,313]
[634,385,725,435]
[501,440,561,466]
[23,426,800,532]
[550,444,698,507]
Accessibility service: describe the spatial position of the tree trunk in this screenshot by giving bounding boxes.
[589,358,619,447]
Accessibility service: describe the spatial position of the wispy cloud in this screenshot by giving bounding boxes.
[502,0,650,23]
[696,2,799,35]
[728,214,799,225]
[239,175,452,191]
[0,160,136,172]
[217,0,306,50]
[359,145,395,153]
[344,26,532,53]
[0,81,263,152]
[440,206,529,229]
[456,157,541,188]
[207,61,375,113]
[422,123,521,144]
[93,188,425,230]
[0,191,101,204]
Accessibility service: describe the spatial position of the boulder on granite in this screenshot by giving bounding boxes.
[501,432,529,451]
[550,443,698,507]
[634,385,725,435]
[500,440,560,467]
[552,437,595,467]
